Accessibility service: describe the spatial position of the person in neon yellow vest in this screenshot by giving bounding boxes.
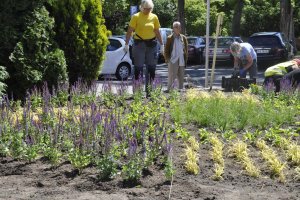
[264,59,300,92]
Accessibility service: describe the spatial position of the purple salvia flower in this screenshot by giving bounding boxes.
[132,75,144,93]
[25,134,34,146]
[280,78,293,93]
[264,79,275,93]
[152,74,163,90]
[90,80,98,95]
[115,130,122,141]
[116,80,129,96]
[102,76,113,93]
[128,137,138,158]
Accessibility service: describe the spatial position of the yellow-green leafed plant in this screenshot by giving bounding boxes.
[243,157,260,178]
[286,143,300,166]
[278,137,290,150]
[187,136,200,151]
[210,136,224,180]
[210,136,224,164]
[229,140,248,160]
[213,163,224,181]
[229,140,260,178]
[256,139,286,182]
[184,146,199,175]
[294,167,300,181]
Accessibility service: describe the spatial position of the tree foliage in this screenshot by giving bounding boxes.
[49,0,109,84]
[9,6,68,99]
[241,0,280,37]
[185,0,229,36]
[153,0,177,28]
[0,66,9,97]
[102,0,129,34]
[0,1,37,68]
[0,0,40,98]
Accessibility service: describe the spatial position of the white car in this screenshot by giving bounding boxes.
[100,37,133,80]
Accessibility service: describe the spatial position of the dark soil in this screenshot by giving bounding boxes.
[1,128,300,200]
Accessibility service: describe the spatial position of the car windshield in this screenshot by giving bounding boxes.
[248,36,281,47]
[187,38,197,45]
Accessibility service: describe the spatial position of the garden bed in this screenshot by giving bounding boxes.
[0,83,299,200]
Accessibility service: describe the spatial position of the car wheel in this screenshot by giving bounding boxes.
[116,63,131,80]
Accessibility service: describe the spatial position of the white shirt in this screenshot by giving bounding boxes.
[170,35,185,66]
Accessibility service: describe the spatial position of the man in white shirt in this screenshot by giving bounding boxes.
[164,21,188,91]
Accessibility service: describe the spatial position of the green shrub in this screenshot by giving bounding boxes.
[49,0,109,84]
[0,0,36,69]
[9,5,68,99]
[0,66,9,97]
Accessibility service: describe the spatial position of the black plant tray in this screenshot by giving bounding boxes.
[221,76,256,92]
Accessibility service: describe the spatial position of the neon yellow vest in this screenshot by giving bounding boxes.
[264,61,295,77]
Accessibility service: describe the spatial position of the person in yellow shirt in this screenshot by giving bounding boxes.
[264,59,300,92]
[125,0,163,97]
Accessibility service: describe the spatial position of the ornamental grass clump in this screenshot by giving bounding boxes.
[210,136,224,180]
[256,139,286,182]
[184,136,200,175]
[171,88,299,131]
[229,140,260,178]
[286,143,300,166]
[294,167,300,181]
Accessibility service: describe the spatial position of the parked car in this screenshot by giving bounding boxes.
[203,36,243,63]
[157,28,173,62]
[187,36,205,64]
[100,37,133,80]
[248,32,294,65]
[113,35,134,62]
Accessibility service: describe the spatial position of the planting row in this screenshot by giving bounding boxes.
[183,127,300,183]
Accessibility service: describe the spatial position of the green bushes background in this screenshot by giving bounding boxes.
[0,0,109,99]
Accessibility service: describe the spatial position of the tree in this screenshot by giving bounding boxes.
[241,1,280,37]
[280,0,296,50]
[9,6,68,99]
[185,0,228,36]
[0,0,39,98]
[102,0,129,34]
[178,0,186,34]
[230,0,245,36]
[153,0,177,28]
[0,66,9,97]
[49,0,109,85]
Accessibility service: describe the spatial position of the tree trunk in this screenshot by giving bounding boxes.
[231,0,244,36]
[178,0,185,34]
[280,0,296,51]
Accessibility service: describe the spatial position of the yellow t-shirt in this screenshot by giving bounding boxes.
[129,12,160,40]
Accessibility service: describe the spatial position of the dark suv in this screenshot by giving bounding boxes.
[248,32,294,65]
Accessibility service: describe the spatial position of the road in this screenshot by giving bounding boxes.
[96,63,265,94]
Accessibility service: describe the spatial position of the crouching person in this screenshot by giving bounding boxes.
[264,59,300,92]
